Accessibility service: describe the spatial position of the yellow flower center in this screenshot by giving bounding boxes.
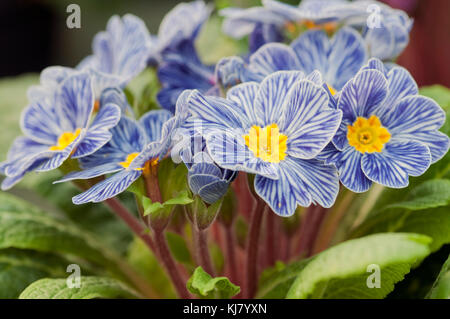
[243,124,288,163]
[119,152,159,174]
[347,115,391,153]
[50,129,81,151]
[285,20,338,36]
[119,152,140,169]
[327,84,337,96]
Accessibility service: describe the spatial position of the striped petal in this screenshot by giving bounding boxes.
[99,87,132,114]
[328,145,373,193]
[291,30,330,75]
[55,163,123,183]
[362,140,431,188]
[381,95,448,163]
[197,180,230,204]
[89,103,121,132]
[254,156,339,216]
[337,69,388,123]
[139,109,173,143]
[72,130,112,159]
[188,90,250,130]
[226,82,261,125]
[326,27,368,90]
[248,43,300,77]
[279,80,341,159]
[205,130,279,179]
[254,71,306,126]
[72,170,141,204]
[56,73,94,131]
[20,99,62,144]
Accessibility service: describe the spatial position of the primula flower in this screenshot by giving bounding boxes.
[28,66,132,113]
[321,58,450,192]
[156,1,216,113]
[57,91,192,204]
[217,27,367,94]
[0,73,121,190]
[221,0,369,42]
[179,133,237,204]
[79,14,153,86]
[361,3,413,61]
[185,71,342,216]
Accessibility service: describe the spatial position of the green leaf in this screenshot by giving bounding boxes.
[419,85,450,109]
[143,190,193,216]
[286,233,431,299]
[19,276,141,299]
[187,266,240,299]
[166,231,193,265]
[350,180,450,252]
[256,259,312,298]
[0,248,68,298]
[426,253,450,299]
[0,192,125,270]
[382,179,450,211]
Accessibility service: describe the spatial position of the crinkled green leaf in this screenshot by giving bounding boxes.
[0,248,68,298]
[286,233,431,299]
[382,179,450,211]
[256,259,312,299]
[124,68,160,117]
[350,180,450,252]
[426,252,450,299]
[187,266,240,299]
[19,276,141,299]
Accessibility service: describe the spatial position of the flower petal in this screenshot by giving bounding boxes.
[248,43,300,77]
[328,145,373,193]
[254,70,306,126]
[362,140,431,188]
[205,130,279,179]
[72,169,141,204]
[20,100,61,144]
[54,163,123,183]
[279,80,341,159]
[56,73,95,131]
[226,82,261,125]
[139,109,173,143]
[326,27,367,90]
[337,69,388,123]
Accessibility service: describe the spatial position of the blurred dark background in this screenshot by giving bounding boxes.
[0,0,448,87]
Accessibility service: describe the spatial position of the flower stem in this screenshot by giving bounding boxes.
[194,227,216,276]
[154,229,191,299]
[244,198,266,298]
[265,210,275,267]
[104,198,156,252]
[224,224,239,285]
[311,190,354,254]
[297,205,327,258]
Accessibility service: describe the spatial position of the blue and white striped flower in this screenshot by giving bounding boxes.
[0,72,121,190]
[57,90,192,204]
[79,14,153,86]
[321,58,450,192]
[221,0,370,42]
[156,1,216,113]
[152,0,212,61]
[186,71,342,216]
[179,133,237,204]
[361,3,413,61]
[217,27,367,94]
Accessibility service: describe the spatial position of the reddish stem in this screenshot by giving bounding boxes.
[224,224,239,285]
[154,230,191,299]
[265,210,275,267]
[194,227,216,276]
[244,198,266,299]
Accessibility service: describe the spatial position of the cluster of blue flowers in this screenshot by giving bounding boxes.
[1,0,448,218]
